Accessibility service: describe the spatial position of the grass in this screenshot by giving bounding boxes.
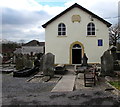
[109,81,120,90]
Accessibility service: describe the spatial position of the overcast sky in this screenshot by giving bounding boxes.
[1,0,119,43]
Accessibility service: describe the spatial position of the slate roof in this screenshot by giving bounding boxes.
[14,48,22,54]
[42,3,111,28]
[23,40,45,46]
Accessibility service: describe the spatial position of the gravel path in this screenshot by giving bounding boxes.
[2,73,120,106]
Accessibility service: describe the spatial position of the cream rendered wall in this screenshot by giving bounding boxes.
[45,7,109,64]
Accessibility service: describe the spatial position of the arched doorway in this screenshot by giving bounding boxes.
[70,41,84,64]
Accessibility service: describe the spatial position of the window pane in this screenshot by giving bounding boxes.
[62,32,66,35]
[58,23,66,36]
[58,28,61,31]
[88,23,91,27]
[87,23,95,36]
[58,32,61,35]
[61,23,65,27]
[92,32,95,35]
[92,28,95,31]
[91,23,94,26]
[87,28,91,31]
[98,39,103,46]
[73,44,81,48]
[58,24,61,27]
[62,28,66,31]
[87,32,91,35]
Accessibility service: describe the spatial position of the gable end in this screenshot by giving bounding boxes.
[42,3,111,28]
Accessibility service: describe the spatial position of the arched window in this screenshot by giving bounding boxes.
[87,23,95,35]
[58,23,66,36]
[73,44,81,49]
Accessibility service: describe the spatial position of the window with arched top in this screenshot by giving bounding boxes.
[58,23,66,36]
[87,23,95,35]
[73,44,81,49]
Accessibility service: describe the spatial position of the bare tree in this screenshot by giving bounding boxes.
[19,39,25,46]
[109,24,120,46]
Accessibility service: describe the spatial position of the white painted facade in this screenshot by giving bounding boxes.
[43,4,111,64]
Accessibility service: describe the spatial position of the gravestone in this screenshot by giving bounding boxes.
[15,54,24,70]
[37,53,43,60]
[110,46,117,61]
[101,50,114,76]
[43,53,55,78]
[26,54,34,68]
[25,59,33,68]
[34,58,40,67]
[37,54,44,72]
[22,55,27,68]
[34,53,43,68]
[82,53,88,66]
[16,54,33,70]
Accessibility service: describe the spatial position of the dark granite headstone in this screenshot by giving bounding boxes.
[43,53,55,78]
[82,53,88,66]
[34,58,40,67]
[110,46,117,61]
[37,53,43,60]
[101,50,114,76]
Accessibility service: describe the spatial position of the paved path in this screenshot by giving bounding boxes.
[2,73,120,106]
[51,75,76,92]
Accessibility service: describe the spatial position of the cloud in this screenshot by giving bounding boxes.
[65,0,118,24]
[1,0,119,43]
[1,0,66,42]
[2,8,51,25]
[2,7,51,42]
[40,5,65,16]
[64,0,98,8]
[1,0,66,16]
[1,0,42,11]
[118,1,120,26]
[2,24,45,42]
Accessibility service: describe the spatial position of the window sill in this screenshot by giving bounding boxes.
[86,35,96,37]
[57,35,67,37]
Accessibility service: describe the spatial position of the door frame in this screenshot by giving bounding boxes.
[70,41,84,64]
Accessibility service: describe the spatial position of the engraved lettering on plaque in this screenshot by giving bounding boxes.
[72,15,81,23]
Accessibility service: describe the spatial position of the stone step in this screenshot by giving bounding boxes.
[51,75,76,92]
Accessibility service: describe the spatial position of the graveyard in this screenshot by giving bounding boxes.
[1,49,120,106]
[1,1,120,106]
